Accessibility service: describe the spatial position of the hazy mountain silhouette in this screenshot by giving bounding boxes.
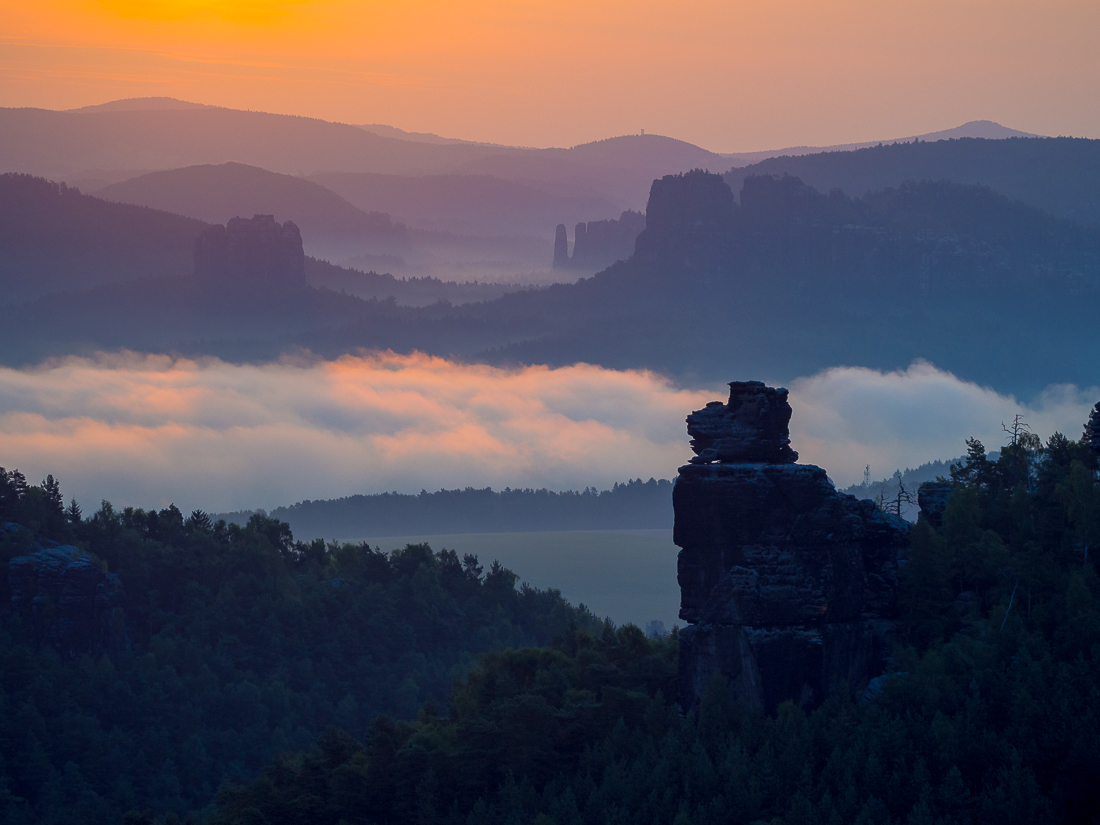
[0,173,207,304]
[308,171,622,236]
[0,101,725,210]
[456,133,729,205]
[65,97,216,113]
[722,120,1040,165]
[724,137,1100,226]
[0,174,514,314]
[0,105,502,181]
[466,171,1100,395]
[93,161,565,282]
[6,167,1100,396]
[356,123,503,147]
[96,162,405,261]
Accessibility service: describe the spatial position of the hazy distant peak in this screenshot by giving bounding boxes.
[356,123,511,148]
[569,133,707,152]
[724,120,1044,166]
[906,120,1039,141]
[66,97,217,113]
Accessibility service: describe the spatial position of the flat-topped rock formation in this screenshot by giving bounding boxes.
[194,213,305,288]
[675,381,911,712]
[7,533,129,657]
[686,381,798,465]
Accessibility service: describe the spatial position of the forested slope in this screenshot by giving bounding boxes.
[6,170,1100,397]
[724,137,1100,227]
[0,471,595,824]
[223,479,675,540]
[212,427,1100,825]
[0,174,208,304]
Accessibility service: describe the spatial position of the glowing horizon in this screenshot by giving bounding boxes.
[2,1,1098,151]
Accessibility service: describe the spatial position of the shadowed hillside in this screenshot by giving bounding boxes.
[308,171,622,236]
[0,173,208,304]
[724,136,1100,226]
[6,169,1100,397]
[96,162,405,261]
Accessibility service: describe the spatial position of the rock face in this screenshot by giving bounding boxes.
[634,170,737,268]
[553,224,569,268]
[675,382,910,713]
[194,213,305,287]
[687,382,798,465]
[7,539,129,657]
[917,481,953,528]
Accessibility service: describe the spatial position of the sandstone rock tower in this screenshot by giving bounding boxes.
[194,214,305,288]
[675,381,910,712]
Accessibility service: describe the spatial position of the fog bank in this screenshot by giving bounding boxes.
[0,353,1094,514]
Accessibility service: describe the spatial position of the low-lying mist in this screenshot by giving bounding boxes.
[0,353,1093,515]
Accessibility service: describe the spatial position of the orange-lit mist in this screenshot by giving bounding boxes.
[3,1,1098,150]
[0,352,1095,514]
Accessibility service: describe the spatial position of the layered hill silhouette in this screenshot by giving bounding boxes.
[0,173,207,304]
[3,99,1073,286]
[721,119,1038,165]
[93,162,565,283]
[4,162,1100,396]
[0,173,512,314]
[725,137,1100,226]
[304,172,1099,396]
[308,171,621,237]
[96,162,405,260]
[0,100,726,208]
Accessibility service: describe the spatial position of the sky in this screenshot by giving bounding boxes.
[2,1,1098,150]
[1,353,1094,514]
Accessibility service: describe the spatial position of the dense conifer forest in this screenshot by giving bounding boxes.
[4,422,1098,823]
[0,473,596,824]
[220,479,675,539]
[208,428,1100,825]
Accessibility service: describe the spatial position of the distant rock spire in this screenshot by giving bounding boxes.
[573,222,588,261]
[553,223,569,269]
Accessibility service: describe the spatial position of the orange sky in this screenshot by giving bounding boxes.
[2,0,1098,150]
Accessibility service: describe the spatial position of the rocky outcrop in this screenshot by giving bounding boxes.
[7,538,129,657]
[917,481,953,528]
[675,382,910,713]
[553,224,569,268]
[553,210,645,270]
[634,171,737,269]
[194,213,305,287]
[686,382,797,465]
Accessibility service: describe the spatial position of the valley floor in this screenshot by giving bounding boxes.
[360,529,680,630]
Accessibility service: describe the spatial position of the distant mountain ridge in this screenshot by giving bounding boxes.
[2,98,1044,214]
[0,173,207,304]
[95,162,405,261]
[724,137,1100,227]
[723,120,1041,166]
[66,97,217,113]
[308,171,621,237]
[6,155,1100,398]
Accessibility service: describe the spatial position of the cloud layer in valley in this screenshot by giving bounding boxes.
[0,353,1095,514]
[790,360,1098,485]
